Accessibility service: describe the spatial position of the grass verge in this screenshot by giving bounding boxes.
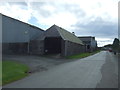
[2,60,29,85]
[66,50,100,59]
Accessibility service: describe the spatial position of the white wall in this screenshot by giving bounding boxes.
[91,39,97,49]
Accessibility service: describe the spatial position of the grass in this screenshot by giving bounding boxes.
[66,50,100,59]
[2,60,29,85]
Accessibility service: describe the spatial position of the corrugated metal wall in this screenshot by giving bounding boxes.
[2,14,45,55]
[2,15,44,43]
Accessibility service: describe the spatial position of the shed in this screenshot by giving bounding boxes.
[44,25,85,56]
[78,36,97,52]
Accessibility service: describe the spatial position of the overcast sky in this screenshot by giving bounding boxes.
[0,0,119,47]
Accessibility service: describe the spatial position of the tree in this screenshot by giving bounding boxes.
[118,41,120,53]
[104,44,112,48]
[112,38,119,52]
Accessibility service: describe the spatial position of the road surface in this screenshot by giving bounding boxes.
[3,51,118,88]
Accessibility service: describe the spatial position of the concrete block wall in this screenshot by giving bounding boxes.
[64,41,85,56]
[2,43,28,54]
[29,40,44,55]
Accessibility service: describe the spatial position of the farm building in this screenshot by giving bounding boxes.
[1,13,45,54]
[78,36,97,52]
[1,13,85,56]
[44,25,85,56]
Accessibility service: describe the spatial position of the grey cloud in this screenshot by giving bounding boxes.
[29,2,47,6]
[6,1,117,40]
[29,2,86,18]
[99,40,113,42]
[29,2,117,39]
[72,17,117,39]
[7,2,28,10]
[51,3,86,17]
[8,2,27,6]
[29,2,53,17]
[62,4,86,17]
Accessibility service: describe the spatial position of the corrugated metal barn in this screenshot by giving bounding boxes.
[1,14,44,54]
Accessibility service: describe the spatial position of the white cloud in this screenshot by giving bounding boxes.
[36,12,77,29]
[0,2,32,22]
[96,37,114,47]
[0,0,118,26]
[26,0,119,27]
[0,0,119,46]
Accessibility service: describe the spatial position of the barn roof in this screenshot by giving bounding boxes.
[53,25,84,45]
[1,13,45,31]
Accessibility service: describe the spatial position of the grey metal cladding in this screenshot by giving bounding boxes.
[29,26,44,40]
[2,15,29,43]
[2,15,44,43]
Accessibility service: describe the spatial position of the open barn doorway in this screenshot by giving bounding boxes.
[44,37,62,54]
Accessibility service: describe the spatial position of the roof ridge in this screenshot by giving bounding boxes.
[53,25,66,40]
[1,13,45,31]
[52,25,84,45]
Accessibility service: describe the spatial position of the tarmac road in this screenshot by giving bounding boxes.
[3,51,118,88]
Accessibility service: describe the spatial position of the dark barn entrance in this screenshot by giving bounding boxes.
[44,37,62,54]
